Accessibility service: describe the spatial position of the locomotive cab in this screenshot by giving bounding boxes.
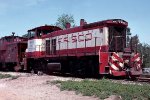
[25,25,61,71]
[28,25,61,39]
[26,25,61,58]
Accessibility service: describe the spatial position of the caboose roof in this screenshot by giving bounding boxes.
[1,36,20,39]
[0,36,27,42]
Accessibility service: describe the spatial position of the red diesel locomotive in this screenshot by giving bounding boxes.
[0,19,142,78]
[24,19,142,78]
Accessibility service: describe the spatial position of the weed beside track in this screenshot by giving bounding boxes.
[51,78,150,100]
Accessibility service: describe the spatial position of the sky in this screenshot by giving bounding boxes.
[0,0,149,44]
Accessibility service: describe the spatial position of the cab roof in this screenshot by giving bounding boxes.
[28,25,62,32]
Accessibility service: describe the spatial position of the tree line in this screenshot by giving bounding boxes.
[130,35,150,67]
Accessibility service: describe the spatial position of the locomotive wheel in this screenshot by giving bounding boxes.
[14,66,22,72]
[1,63,7,71]
[72,59,86,77]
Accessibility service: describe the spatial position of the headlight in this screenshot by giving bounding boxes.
[124,60,129,64]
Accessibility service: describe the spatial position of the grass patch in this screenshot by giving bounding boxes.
[11,75,19,80]
[49,80,62,85]
[0,74,12,79]
[0,73,19,80]
[51,79,150,100]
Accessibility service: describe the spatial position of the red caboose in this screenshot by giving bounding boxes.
[25,19,142,78]
[0,33,27,71]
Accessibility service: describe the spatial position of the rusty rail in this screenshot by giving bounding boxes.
[137,74,150,83]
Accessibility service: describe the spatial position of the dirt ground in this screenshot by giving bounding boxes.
[0,72,100,100]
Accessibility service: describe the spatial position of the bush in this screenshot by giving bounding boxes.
[51,79,150,100]
[0,74,19,80]
[0,74,12,79]
[11,75,19,80]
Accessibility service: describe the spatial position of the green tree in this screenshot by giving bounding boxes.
[130,34,150,67]
[55,13,75,29]
[130,34,139,52]
[138,43,150,67]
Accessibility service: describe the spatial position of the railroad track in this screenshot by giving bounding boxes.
[137,74,150,83]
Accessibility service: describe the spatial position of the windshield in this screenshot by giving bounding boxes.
[28,31,36,39]
[109,26,126,52]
